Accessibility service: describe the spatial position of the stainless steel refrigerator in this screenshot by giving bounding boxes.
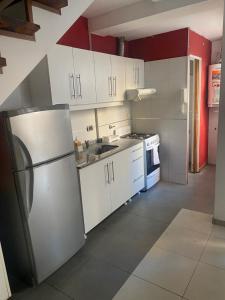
[0,104,85,285]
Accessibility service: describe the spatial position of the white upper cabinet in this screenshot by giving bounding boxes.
[72,48,96,105]
[47,45,74,105]
[125,58,144,89]
[111,55,126,102]
[94,51,112,103]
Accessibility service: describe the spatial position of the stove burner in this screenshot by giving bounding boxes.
[124,133,156,140]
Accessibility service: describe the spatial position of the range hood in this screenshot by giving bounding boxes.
[126,88,157,101]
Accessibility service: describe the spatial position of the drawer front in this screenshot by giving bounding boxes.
[131,143,144,160]
[132,174,144,196]
[131,155,144,180]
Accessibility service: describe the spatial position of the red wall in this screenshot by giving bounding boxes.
[126,28,189,61]
[58,16,118,55]
[58,16,90,50]
[188,30,212,169]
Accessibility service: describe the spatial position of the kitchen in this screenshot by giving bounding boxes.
[0,0,225,299]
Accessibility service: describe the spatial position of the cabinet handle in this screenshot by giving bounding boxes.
[132,156,143,163]
[137,67,139,85]
[111,161,115,182]
[76,75,82,98]
[133,64,136,85]
[132,147,143,153]
[115,77,117,96]
[105,164,110,184]
[69,74,76,98]
[113,76,116,96]
[108,76,113,96]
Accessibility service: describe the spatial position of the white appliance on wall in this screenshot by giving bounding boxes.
[122,133,160,190]
[0,105,85,285]
[208,64,221,107]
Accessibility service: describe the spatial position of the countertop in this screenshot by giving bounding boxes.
[76,138,143,169]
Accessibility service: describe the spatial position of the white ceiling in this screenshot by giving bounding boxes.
[83,0,143,18]
[84,0,224,41]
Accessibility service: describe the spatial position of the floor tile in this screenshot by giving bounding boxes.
[185,262,225,300]
[133,246,197,296]
[211,224,225,240]
[155,224,209,260]
[12,284,71,300]
[170,209,213,234]
[201,236,225,269]
[48,257,129,300]
[113,275,181,300]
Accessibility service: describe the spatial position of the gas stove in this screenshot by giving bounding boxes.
[122,132,160,191]
[122,133,156,140]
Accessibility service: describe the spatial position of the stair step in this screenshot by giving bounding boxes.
[0,15,40,40]
[32,0,68,14]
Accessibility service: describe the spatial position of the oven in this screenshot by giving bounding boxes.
[144,135,160,190]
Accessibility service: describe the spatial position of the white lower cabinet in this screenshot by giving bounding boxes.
[0,245,11,300]
[79,143,144,233]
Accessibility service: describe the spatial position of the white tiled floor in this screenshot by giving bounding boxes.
[113,209,225,300]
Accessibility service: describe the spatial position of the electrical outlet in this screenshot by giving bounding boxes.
[86,125,94,132]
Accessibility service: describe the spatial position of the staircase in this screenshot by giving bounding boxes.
[0,0,94,105]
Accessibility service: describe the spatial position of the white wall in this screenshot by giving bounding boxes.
[208,108,219,165]
[211,39,222,64]
[214,4,225,222]
[132,57,189,184]
[208,39,222,165]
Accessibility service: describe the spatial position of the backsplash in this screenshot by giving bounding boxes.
[97,104,131,138]
[70,109,97,142]
[70,104,131,142]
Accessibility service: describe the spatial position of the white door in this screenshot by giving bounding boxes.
[125,58,136,89]
[111,55,126,101]
[47,45,75,105]
[0,245,11,300]
[109,149,132,212]
[93,52,112,103]
[79,158,111,233]
[136,59,144,88]
[73,49,97,105]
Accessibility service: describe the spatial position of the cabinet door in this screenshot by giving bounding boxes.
[125,58,136,90]
[79,159,111,233]
[47,45,75,105]
[130,143,145,196]
[73,49,97,105]
[136,59,144,88]
[93,52,112,103]
[0,245,11,300]
[110,149,132,212]
[111,55,126,102]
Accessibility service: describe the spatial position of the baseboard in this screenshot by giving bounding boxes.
[212,218,225,227]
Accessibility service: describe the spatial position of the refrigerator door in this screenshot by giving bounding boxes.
[9,107,74,170]
[15,154,85,283]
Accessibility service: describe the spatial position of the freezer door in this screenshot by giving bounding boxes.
[15,154,85,283]
[9,108,74,169]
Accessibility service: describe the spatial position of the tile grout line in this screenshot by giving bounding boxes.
[182,221,213,298]
[46,282,75,300]
[132,273,183,298]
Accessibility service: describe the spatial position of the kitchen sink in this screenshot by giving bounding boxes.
[95,144,119,155]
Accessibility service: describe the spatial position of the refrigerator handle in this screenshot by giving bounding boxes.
[16,168,34,219]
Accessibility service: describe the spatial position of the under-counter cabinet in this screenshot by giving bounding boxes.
[47,45,96,106]
[0,245,11,300]
[79,143,144,233]
[125,58,144,89]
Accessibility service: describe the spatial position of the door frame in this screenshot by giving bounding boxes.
[188,55,202,173]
